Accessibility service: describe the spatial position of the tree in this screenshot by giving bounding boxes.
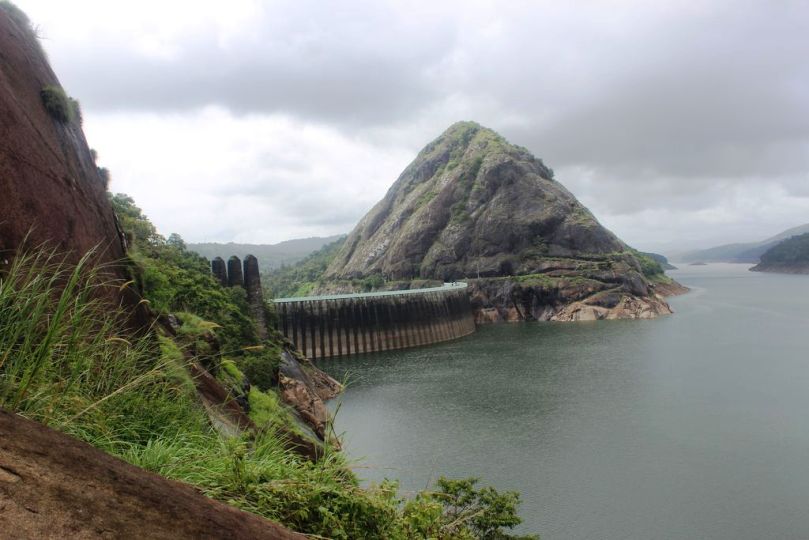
[167,233,186,250]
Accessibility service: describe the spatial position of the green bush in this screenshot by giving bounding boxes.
[630,249,664,278]
[40,85,79,123]
[238,343,282,391]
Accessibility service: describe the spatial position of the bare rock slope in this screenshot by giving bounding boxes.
[0,409,304,540]
[0,7,124,268]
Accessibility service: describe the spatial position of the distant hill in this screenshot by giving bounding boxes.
[681,224,809,263]
[188,235,345,271]
[642,252,676,270]
[750,232,809,274]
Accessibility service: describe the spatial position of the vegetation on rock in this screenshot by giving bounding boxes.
[40,85,80,124]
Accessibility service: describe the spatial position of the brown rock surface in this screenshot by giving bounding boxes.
[0,409,305,539]
[0,9,125,270]
[277,350,342,442]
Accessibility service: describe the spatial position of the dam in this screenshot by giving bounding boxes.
[273,284,477,360]
[212,256,476,360]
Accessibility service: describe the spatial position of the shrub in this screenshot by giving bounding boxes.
[40,85,78,123]
[238,343,282,391]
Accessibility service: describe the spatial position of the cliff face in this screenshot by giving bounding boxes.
[326,121,680,320]
[0,8,126,272]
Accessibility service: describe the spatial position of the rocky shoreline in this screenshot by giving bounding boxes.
[468,276,688,323]
[749,262,809,275]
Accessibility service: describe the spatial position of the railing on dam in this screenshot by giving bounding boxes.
[273,283,476,360]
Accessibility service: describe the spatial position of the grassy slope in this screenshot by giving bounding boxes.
[0,188,535,538]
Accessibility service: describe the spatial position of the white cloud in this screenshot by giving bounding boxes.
[86,108,413,243]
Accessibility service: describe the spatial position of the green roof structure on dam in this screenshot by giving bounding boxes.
[273,283,476,360]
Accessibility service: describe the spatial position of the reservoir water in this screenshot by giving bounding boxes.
[323,264,809,539]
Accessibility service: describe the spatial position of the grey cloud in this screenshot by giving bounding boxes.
[33,0,809,248]
[53,1,455,125]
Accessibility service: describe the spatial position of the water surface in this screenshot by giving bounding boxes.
[324,264,809,539]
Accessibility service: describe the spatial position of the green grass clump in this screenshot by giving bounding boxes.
[0,247,208,446]
[40,85,80,124]
[628,249,664,278]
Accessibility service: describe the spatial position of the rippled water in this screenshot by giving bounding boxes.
[323,264,809,539]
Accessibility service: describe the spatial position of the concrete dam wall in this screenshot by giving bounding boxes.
[274,285,476,360]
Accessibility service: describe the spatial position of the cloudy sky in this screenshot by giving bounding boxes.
[16,0,809,253]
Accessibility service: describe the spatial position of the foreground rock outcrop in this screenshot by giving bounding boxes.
[0,6,148,326]
[0,409,304,539]
[277,349,342,441]
[325,121,683,320]
[0,8,124,269]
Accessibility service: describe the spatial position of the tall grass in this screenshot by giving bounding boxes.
[0,247,204,446]
[0,246,534,538]
[0,248,408,537]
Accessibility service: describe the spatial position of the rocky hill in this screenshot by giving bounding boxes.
[325,121,684,321]
[750,232,809,274]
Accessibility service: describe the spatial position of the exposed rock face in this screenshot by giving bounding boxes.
[469,278,673,323]
[0,408,306,539]
[327,122,625,281]
[227,255,244,287]
[0,8,137,312]
[211,256,228,286]
[277,349,342,442]
[325,121,680,320]
[243,254,269,340]
[0,9,120,261]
